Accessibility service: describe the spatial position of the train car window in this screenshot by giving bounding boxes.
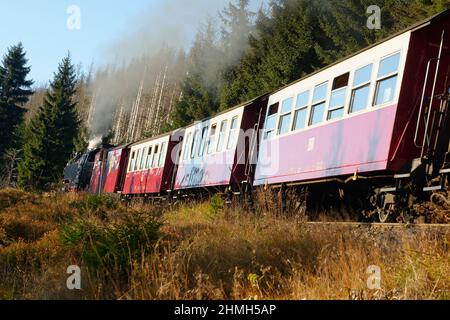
[140,147,147,170]
[198,126,209,157]
[128,151,136,172]
[158,142,167,167]
[207,124,217,154]
[349,64,373,113]
[146,146,153,169]
[152,145,160,168]
[374,76,398,105]
[293,108,308,131]
[296,91,309,108]
[217,120,228,152]
[310,103,326,126]
[183,133,192,160]
[328,74,349,120]
[292,91,310,131]
[278,98,293,135]
[191,130,199,159]
[374,52,400,106]
[268,102,279,116]
[353,64,372,87]
[309,83,328,126]
[332,73,349,90]
[227,116,239,149]
[377,53,400,78]
[312,82,328,103]
[264,102,279,139]
[134,149,141,171]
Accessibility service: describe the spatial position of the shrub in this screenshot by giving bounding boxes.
[69,194,121,216]
[61,212,162,274]
[209,194,225,218]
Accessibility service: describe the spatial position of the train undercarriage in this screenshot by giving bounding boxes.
[249,168,449,224]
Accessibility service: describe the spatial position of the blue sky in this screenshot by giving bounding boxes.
[0,0,261,86]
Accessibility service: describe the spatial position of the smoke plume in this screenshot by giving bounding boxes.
[88,0,262,145]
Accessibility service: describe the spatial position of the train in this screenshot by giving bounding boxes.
[64,10,450,223]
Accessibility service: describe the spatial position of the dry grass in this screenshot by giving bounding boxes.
[0,189,448,300]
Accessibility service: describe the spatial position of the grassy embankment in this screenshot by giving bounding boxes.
[0,188,448,300]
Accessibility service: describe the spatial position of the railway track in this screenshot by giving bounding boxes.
[302,221,450,242]
[305,221,450,229]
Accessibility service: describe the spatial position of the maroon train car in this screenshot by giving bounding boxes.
[174,96,268,192]
[122,130,184,197]
[103,145,130,194]
[89,147,110,194]
[254,11,450,187]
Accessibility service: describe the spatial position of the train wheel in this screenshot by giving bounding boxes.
[377,207,391,223]
[397,208,412,223]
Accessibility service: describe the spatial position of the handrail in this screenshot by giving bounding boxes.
[414,58,437,147]
[245,123,259,177]
[421,30,445,158]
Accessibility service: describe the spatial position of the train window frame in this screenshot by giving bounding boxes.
[207,123,217,155]
[191,130,199,159]
[373,52,401,107]
[158,142,167,167]
[349,64,373,114]
[309,82,328,126]
[327,73,349,121]
[264,102,279,140]
[198,126,209,157]
[152,144,160,168]
[134,149,142,171]
[140,147,147,170]
[292,90,310,132]
[278,98,294,136]
[217,120,228,152]
[128,151,136,172]
[227,116,239,150]
[146,146,153,169]
[183,133,192,160]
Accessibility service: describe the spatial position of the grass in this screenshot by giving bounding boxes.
[0,188,448,300]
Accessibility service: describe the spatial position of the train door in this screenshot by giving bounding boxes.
[414,29,450,176]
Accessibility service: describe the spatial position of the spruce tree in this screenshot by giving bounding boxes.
[170,20,220,128]
[0,43,33,160]
[18,55,79,191]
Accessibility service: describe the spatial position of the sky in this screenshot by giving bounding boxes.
[0,0,262,87]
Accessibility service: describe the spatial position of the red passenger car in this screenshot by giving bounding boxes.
[103,145,130,194]
[122,130,184,197]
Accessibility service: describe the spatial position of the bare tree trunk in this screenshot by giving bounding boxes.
[154,64,168,134]
[1,149,21,188]
[127,67,146,142]
[145,69,162,135]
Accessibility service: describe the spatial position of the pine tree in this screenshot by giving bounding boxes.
[218,0,255,111]
[220,0,327,107]
[18,55,79,191]
[219,0,449,109]
[170,20,221,128]
[0,43,33,161]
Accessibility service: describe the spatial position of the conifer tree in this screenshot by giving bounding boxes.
[0,43,33,161]
[18,55,79,191]
[170,20,220,128]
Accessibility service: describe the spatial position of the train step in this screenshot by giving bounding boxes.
[423,185,444,192]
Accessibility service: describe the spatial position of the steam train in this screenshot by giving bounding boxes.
[64,11,450,222]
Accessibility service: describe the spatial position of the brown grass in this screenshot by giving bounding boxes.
[0,189,448,300]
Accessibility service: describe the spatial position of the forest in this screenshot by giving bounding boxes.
[0,0,449,191]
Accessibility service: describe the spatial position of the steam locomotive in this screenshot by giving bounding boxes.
[64,10,450,222]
